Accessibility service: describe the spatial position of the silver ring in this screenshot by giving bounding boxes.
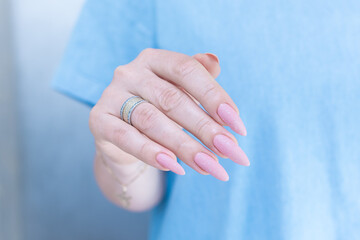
[120,96,147,125]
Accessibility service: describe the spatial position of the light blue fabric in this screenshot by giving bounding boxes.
[53,0,360,239]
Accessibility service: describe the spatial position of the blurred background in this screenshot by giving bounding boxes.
[0,0,150,239]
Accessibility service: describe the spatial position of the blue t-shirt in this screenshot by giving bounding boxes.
[53,0,360,239]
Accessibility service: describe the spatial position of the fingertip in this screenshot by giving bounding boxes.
[156,153,186,175]
[193,52,221,78]
[204,52,219,64]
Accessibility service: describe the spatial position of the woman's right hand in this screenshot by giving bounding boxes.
[89,49,249,181]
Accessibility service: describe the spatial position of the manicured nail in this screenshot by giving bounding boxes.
[194,152,229,181]
[213,134,250,166]
[156,153,185,175]
[217,103,247,136]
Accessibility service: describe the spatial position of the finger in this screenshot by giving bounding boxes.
[138,48,247,136]
[178,53,220,105]
[91,108,186,175]
[127,99,230,181]
[129,73,249,166]
[193,53,221,78]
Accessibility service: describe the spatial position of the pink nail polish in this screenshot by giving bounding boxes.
[213,134,250,166]
[217,103,247,136]
[194,152,229,181]
[156,153,186,175]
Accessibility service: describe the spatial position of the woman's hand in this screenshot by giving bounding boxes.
[89,49,249,181]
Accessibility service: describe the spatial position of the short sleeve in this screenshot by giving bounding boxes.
[52,0,155,106]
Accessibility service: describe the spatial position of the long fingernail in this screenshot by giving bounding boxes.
[156,153,185,175]
[217,103,247,136]
[194,152,229,181]
[213,134,250,166]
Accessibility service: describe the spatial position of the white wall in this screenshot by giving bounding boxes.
[1,0,150,239]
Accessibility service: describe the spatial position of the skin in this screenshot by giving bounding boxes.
[90,49,249,211]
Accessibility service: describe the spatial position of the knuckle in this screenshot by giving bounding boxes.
[89,106,113,141]
[202,83,219,99]
[174,57,201,79]
[113,65,128,84]
[111,126,129,148]
[139,48,156,59]
[157,87,184,113]
[133,105,158,132]
[113,64,139,87]
[195,117,213,139]
[114,65,127,77]
[139,141,153,157]
[89,106,101,133]
[175,138,193,153]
